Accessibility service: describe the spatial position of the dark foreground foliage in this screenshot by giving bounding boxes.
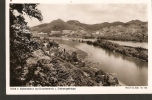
[10,4,43,86]
[11,38,120,86]
[10,4,119,86]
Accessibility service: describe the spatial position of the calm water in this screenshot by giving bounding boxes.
[48,37,148,49]
[49,37,96,42]
[108,40,148,49]
[53,38,148,86]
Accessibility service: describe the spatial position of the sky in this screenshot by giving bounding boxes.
[24,4,148,27]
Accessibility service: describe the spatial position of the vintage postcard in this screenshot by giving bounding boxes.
[6,0,152,94]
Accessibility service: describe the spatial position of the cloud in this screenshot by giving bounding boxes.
[24,3,147,27]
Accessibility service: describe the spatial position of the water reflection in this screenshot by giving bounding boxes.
[95,46,148,69]
[54,39,148,86]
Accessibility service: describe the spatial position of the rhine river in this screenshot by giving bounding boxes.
[49,37,148,86]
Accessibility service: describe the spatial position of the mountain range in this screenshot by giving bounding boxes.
[30,19,148,33]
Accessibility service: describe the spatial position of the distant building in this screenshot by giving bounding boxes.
[39,32,47,35]
[92,31,99,35]
[99,32,104,36]
[50,31,61,35]
[70,31,75,35]
[62,30,72,34]
[95,31,100,34]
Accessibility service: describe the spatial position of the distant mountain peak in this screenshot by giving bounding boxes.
[66,20,80,24]
[127,19,143,24]
[57,18,64,21]
[50,18,65,23]
[31,19,147,33]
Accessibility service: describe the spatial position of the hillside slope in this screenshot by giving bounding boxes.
[31,19,148,42]
[31,19,147,32]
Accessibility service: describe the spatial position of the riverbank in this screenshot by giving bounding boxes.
[97,35,148,42]
[72,39,148,61]
[11,37,121,86]
[59,44,88,59]
[46,39,121,86]
[51,39,125,86]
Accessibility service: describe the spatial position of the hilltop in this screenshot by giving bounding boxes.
[31,19,147,32]
[31,19,148,42]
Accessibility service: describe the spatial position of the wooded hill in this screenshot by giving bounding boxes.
[31,19,147,32]
[31,19,148,42]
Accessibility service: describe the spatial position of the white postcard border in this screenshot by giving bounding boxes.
[6,0,152,94]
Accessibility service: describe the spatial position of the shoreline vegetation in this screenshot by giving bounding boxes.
[11,37,121,86]
[72,39,148,62]
[82,36,148,43]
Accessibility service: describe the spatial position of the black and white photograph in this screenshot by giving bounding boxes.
[6,0,151,94]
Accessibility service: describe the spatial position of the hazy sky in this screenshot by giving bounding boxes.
[24,4,147,27]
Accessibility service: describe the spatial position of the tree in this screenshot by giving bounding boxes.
[10,4,43,86]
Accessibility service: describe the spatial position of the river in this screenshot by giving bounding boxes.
[108,40,148,49]
[49,37,148,86]
[48,37,148,49]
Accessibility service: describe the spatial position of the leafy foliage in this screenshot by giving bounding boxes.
[10,4,43,86]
